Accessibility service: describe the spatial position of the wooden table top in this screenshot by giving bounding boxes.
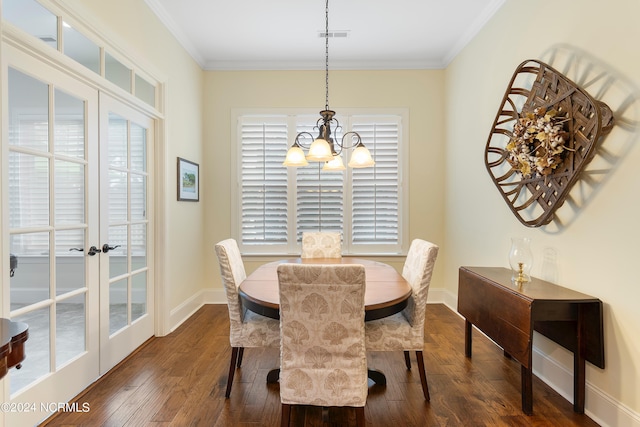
[460,266,601,302]
[239,257,412,321]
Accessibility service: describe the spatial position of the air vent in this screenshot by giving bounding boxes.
[318,31,349,38]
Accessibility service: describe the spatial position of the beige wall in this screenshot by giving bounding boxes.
[203,69,447,284]
[445,0,640,415]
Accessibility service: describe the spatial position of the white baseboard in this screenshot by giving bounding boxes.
[168,287,226,333]
[427,287,640,427]
[168,292,205,333]
[532,347,640,427]
[426,287,457,308]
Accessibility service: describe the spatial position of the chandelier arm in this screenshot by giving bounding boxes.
[339,131,364,150]
[294,131,316,149]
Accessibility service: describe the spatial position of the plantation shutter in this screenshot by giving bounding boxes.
[235,110,404,254]
[240,119,289,246]
[295,120,344,242]
[351,119,400,245]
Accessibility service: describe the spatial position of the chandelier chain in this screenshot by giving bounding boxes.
[282,0,374,169]
[324,0,330,111]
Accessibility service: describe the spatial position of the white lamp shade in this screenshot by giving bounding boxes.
[348,145,375,168]
[283,146,309,167]
[323,154,346,171]
[306,138,333,162]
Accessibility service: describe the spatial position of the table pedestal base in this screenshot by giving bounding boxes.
[267,369,279,383]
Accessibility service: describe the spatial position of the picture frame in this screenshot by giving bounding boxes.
[177,157,199,201]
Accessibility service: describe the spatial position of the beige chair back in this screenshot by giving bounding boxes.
[215,238,248,343]
[301,232,342,258]
[401,239,439,330]
[277,263,367,407]
[215,238,280,398]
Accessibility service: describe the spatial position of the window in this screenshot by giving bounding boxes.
[2,0,158,109]
[233,109,408,255]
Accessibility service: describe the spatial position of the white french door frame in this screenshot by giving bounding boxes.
[1,22,169,427]
[1,42,101,427]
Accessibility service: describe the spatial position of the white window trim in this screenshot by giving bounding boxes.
[231,107,409,256]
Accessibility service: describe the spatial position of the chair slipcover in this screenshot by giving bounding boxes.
[215,238,280,397]
[277,263,367,409]
[301,232,342,259]
[364,239,439,400]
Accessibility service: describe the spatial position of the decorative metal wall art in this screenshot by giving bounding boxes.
[485,59,614,227]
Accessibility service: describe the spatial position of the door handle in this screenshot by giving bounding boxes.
[102,244,121,253]
[71,247,103,256]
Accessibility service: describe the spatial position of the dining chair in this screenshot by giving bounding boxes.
[301,231,342,258]
[214,238,280,398]
[277,263,367,427]
[364,239,439,400]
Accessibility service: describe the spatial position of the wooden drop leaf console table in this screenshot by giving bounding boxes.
[457,266,604,415]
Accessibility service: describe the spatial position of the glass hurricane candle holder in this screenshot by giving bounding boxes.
[509,237,533,285]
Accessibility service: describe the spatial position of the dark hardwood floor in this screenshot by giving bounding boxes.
[42,304,600,426]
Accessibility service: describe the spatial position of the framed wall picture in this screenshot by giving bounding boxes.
[177,157,199,201]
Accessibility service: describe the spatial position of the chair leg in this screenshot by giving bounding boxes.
[281,403,291,427]
[225,347,239,398]
[237,347,245,368]
[415,350,430,401]
[404,350,411,370]
[355,406,365,427]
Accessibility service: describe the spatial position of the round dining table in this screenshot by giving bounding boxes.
[239,257,412,321]
[238,257,412,385]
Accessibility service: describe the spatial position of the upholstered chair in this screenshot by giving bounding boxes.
[214,238,280,398]
[364,239,439,400]
[301,231,342,258]
[277,263,367,427]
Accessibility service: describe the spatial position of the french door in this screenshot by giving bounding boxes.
[98,94,154,372]
[3,46,154,426]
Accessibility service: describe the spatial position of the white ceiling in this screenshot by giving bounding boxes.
[145,0,505,71]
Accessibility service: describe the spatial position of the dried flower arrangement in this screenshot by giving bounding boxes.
[506,107,570,178]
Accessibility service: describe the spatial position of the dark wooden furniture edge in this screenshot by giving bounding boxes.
[0,319,29,379]
[460,266,605,368]
[240,293,409,322]
[457,266,605,415]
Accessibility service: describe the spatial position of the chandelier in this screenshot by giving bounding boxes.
[283,0,375,171]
